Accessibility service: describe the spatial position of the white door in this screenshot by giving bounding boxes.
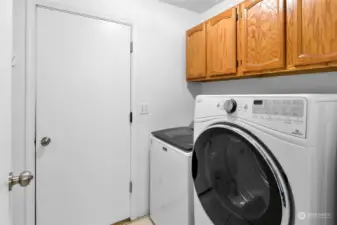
[0,0,12,224]
[36,7,131,225]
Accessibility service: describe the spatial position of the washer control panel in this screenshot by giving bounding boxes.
[224,97,307,138]
[252,99,304,118]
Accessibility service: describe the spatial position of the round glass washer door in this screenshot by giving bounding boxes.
[192,123,293,225]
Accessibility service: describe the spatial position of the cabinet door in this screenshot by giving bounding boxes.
[241,0,285,73]
[207,7,237,77]
[293,0,337,66]
[186,23,206,80]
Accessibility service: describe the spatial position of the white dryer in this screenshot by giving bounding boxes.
[192,94,337,225]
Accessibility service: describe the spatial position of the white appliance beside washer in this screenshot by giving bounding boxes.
[150,127,194,225]
[192,94,337,225]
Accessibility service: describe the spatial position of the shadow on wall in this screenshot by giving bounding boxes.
[201,72,337,95]
[187,82,202,98]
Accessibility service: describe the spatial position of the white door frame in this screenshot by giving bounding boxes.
[25,1,133,225]
[0,0,12,224]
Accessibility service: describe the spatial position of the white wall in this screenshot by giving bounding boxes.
[200,0,337,95]
[201,0,243,21]
[202,72,337,95]
[12,0,202,222]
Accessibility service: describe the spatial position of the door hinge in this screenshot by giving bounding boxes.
[12,56,16,67]
[129,181,133,193]
[34,137,36,146]
[236,60,239,67]
[130,42,133,53]
[236,12,239,21]
[129,112,133,123]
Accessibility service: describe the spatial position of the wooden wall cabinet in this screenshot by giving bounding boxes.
[241,0,285,73]
[206,7,237,77]
[186,23,206,80]
[293,0,337,66]
[186,0,337,82]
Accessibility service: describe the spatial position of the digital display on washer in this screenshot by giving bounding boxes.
[252,99,305,118]
[254,100,264,105]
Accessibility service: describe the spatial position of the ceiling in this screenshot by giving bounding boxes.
[159,0,225,13]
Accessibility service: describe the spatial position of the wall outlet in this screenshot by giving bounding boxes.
[140,102,150,115]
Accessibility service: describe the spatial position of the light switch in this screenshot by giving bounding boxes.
[140,102,150,115]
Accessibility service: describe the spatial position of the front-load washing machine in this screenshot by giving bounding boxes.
[192,94,337,225]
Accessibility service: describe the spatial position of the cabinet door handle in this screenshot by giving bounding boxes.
[162,147,167,152]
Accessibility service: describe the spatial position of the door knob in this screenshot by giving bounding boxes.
[8,171,34,191]
[41,137,51,146]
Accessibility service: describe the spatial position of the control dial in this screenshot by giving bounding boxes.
[223,99,237,114]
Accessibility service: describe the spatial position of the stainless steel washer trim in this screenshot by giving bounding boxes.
[195,123,293,225]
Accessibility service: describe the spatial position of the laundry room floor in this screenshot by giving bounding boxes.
[115,217,153,225]
[127,217,153,225]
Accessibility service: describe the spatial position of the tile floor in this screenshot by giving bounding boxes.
[123,217,153,225]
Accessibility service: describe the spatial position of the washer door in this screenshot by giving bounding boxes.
[192,123,293,225]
